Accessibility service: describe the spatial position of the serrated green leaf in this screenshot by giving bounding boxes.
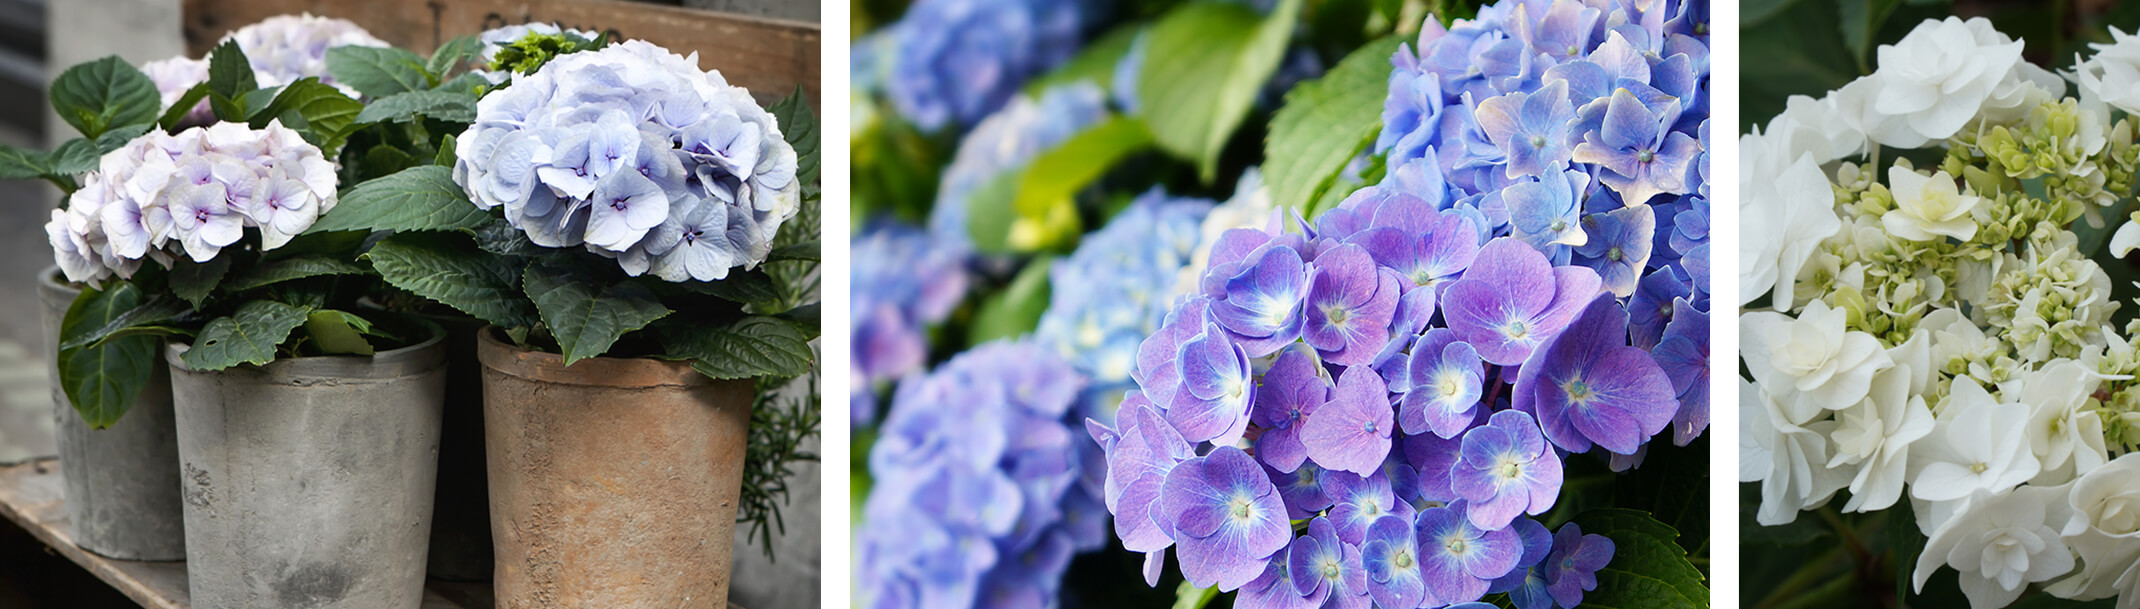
[365,231,537,328]
[180,300,311,370]
[428,35,481,78]
[49,138,100,176]
[468,217,540,257]
[670,317,815,380]
[969,257,1053,346]
[1013,116,1152,217]
[308,165,489,233]
[1137,0,1303,181]
[59,294,189,352]
[0,142,48,180]
[206,40,257,101]
[766,241,820,263]
[1572,508,1710,609]
[324,46,430,99]
[768,88,820,191]
[55,283,159,428]
[159,83,211,130]
[303,309,374,356]
[168,254,232,308]
[525,265,671,365]
[1265,36,1401,213]
[677,269,786,308]
[249,78,364,149]
[432,72,489,96]
[222,256,371,292]
[50,56,162,140]
[436,132,459,168]
[355,89,478,125]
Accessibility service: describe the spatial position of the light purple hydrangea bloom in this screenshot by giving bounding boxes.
[1451,410,1564,530]
[1441,237,1602,366]
[850,222,969,425]
[1162,446,1293,590]
[1544,522,1616,608]
[1515,294,1679,454]
[1286,517,1370,609]
[1416,500,1522,604]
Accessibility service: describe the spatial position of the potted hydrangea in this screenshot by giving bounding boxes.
[322,30,820,606]
[15,19,499,607]
[9,14,397,566]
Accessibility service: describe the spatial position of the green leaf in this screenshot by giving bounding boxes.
[49,56,161,140]
[1890,503,1922,603]
[677,269,787,308]
[965,172,1022,253]
[428,35,481,78]
[180,300,311,370]
[436,133,459,168]
[1013,116,1153,217]
[59,294,189,352]
[1137,0,1303,181]
[55,283,159,428]
[766,241,821,263]
[1026,24,1142,97]
[158,83,210,130]
[1171,582,1219,609]
[365,231,537,328]
[432,72,489,96]
[222,256,370,292]
[206,40,258,101]
[354,89,477,125]
[324,46,431,99]
[168,254,232,308]
[969,257,1053,346]
[1265,36,1402,212]
[769,88,820,192]
[524,265,671,365]
[249,78,364,149]
[1838,0,1905,67]
[308,166,490,233]
[49,138,100,176]
[667,316,816,380]
[303,309,374,356]
[1571,509,1710,609]
[0,142,50,179]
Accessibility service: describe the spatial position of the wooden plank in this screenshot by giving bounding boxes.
[179,0,820,109]
[0,459,473,609]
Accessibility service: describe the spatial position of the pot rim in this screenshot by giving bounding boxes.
[165,316,448,379]
[475,326,733,389]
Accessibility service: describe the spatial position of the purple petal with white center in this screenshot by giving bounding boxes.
[1450,410,1563,530]
[1402,328,1486,438]
[1518,294,1678,454]
[1361,514,1434,609]
[1250,348,1330,473]
[1161,447,1292,591]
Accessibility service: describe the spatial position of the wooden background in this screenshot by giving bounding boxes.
[180,0,821,110]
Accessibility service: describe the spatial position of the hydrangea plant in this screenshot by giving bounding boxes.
[853,0,1709,606]
[1740,11,2140,609]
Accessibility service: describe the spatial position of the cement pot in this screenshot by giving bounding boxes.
[167,321,447,609]
[38,268,185,561]
[477,328,754,609]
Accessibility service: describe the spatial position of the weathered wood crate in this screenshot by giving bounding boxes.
[180,0,821,109]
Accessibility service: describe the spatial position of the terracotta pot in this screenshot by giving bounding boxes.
[38,267,185,560]
[476,328,754,608]
[168,321,447,609]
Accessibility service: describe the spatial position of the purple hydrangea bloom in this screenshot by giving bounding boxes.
[1237,546,1318,609]
[1302,365,1395,475]
[1161,446,1293,591]
[1656,300,1710,446]
[1346,208,1480,316]
[1544,522,1616,608]
[1570,87,1700,206]
[1416,500,1522,604]
[1475,79,1577,179]
[1250,347,1332,473]
[1506,167,1589,252]
[1627,266,1692,351]
[1403,431,1464,505]
[1441,238,1602,366]
[1361,514,1434,609]
[1515,294,1678,454]
[1302,244,1402,366]
[1167,313,1257,445]
[1451,410,1564,530]
[1287,517,1371,609]
[1324,470,1417,545]
[1572,203,1656,297]
[1270,459,1336,519]
[1094,397,1193,556]
[1208,241,1312,357]
[1487,518,1558,609]
[1401,328,1487,439]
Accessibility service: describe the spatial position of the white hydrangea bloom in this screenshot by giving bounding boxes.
[1743,378,1853,526]
[1883,165,1982,242]
[1862,17,2025,146]
[1739,151,1840,307]
[2047,453,2140,602]
[1829,363,1934,513]
[1914,484,2076,609]
[1741,300,1894,425]
[1911,377,2042,503]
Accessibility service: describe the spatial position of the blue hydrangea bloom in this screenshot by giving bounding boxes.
[850,222,970,426]
[884,0,1084,132]
[1036,190,1212,423]
[857,341,1086,609]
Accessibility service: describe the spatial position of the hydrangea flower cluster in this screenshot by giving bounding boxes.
[877,0,1085,131]
[928,82,1109,251]
[47,121,338,285]
[140,14,388,126]
[850,221,970,426]
[856,341,1097,609]
[1740,16,2140,609]
[1036,190,1214,422]
[452,39,801,282]
[1086,2,1710,607]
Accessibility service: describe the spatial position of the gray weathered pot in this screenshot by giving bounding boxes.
[38,268,185,561]
[478,328,754,609]
[168,321,447,609]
